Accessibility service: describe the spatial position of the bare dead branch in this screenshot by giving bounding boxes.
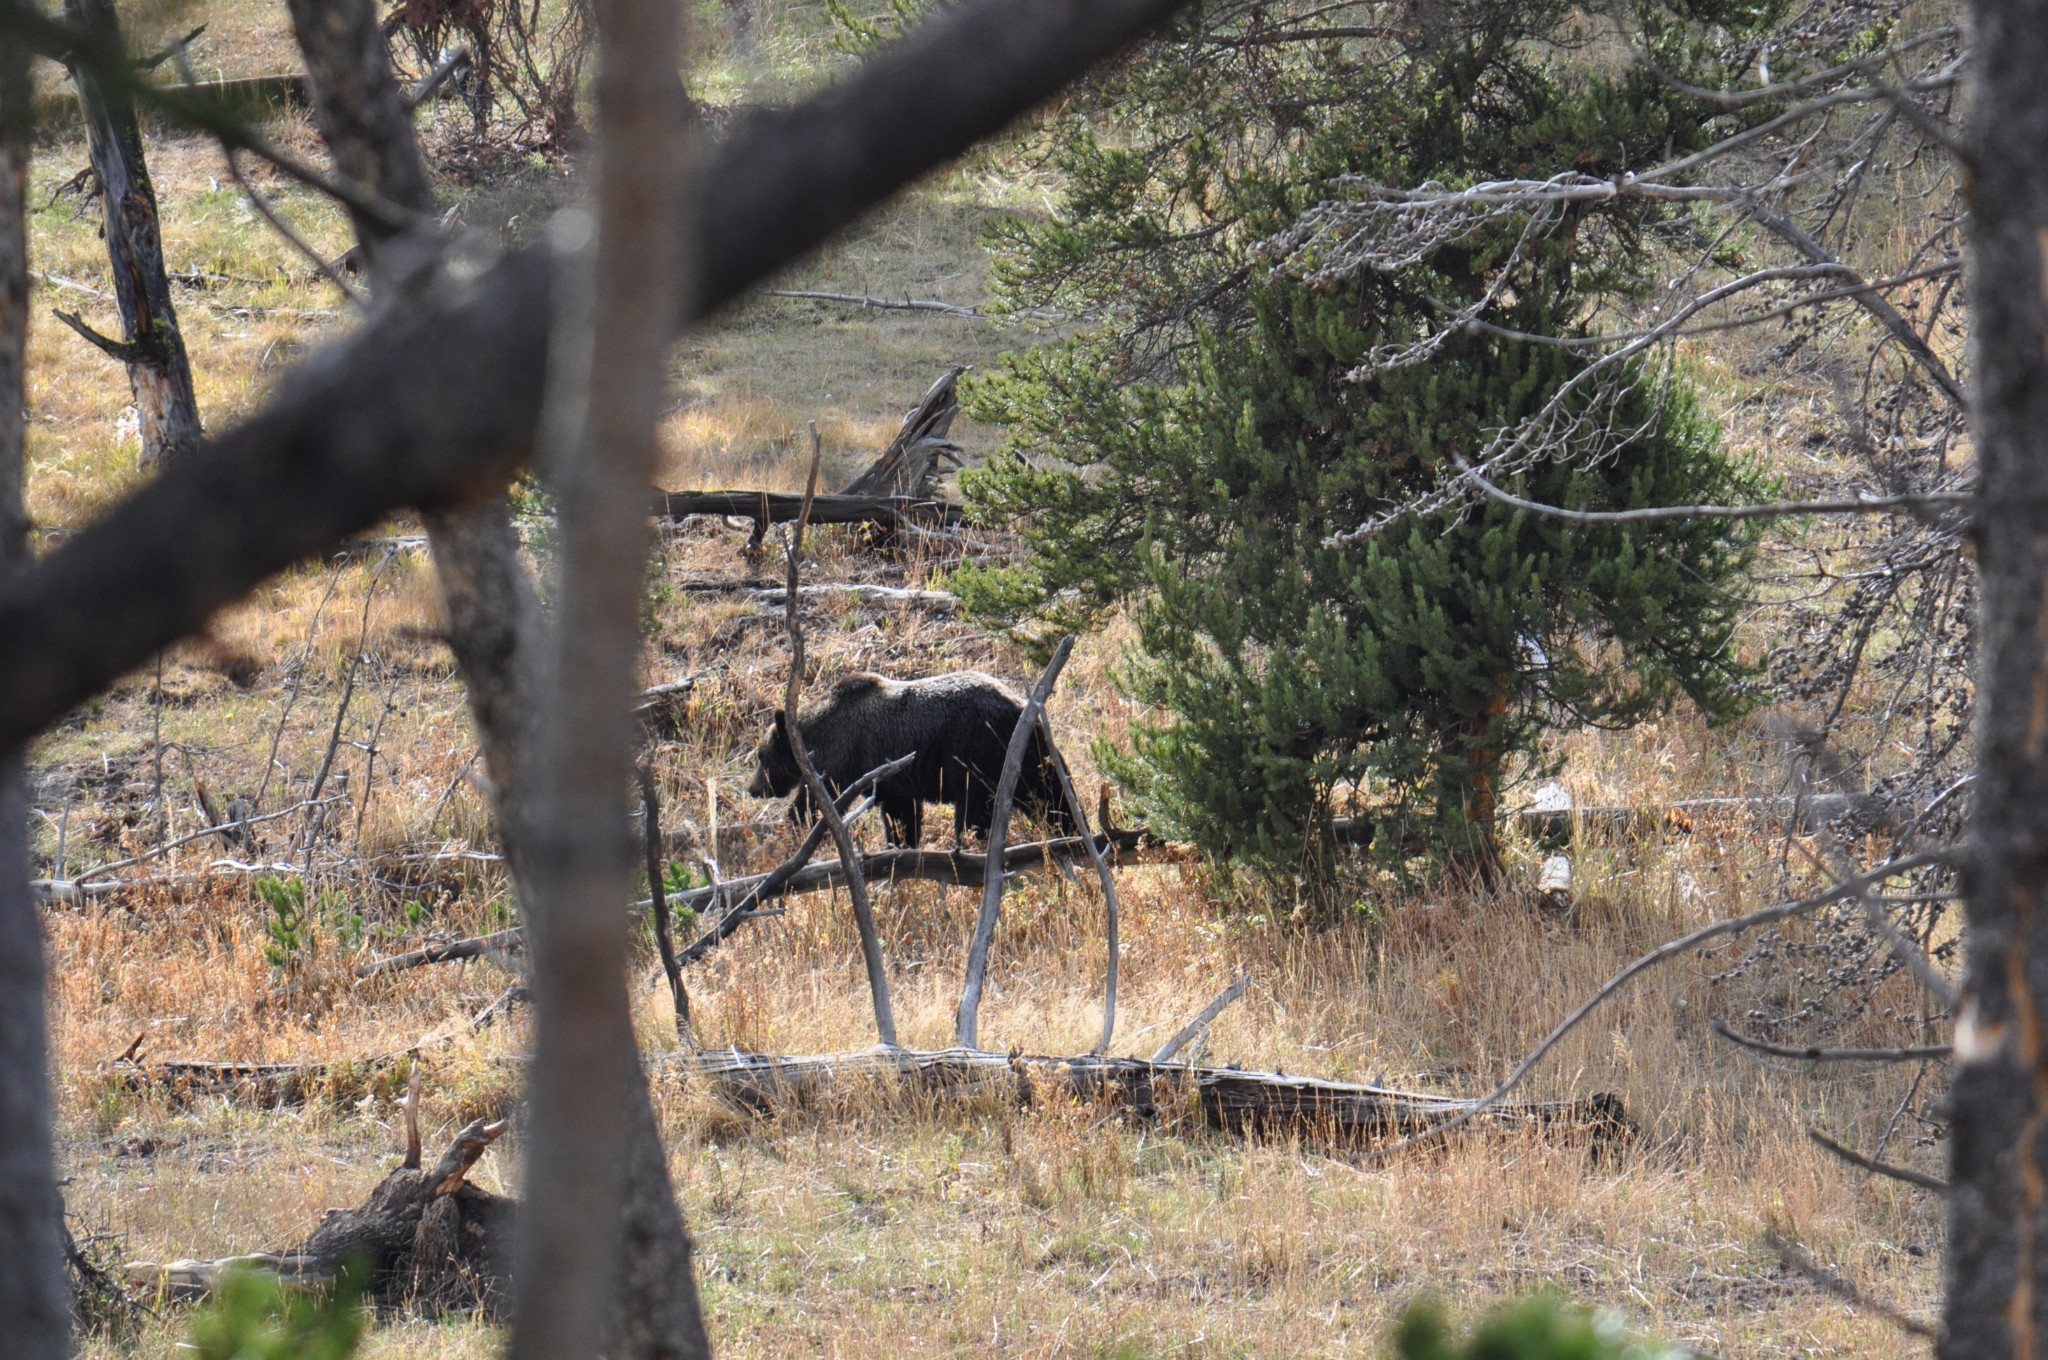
[639,759,689,1042]
[1033,711,1120,1054]
[759,288,986,317]
[1452,452,1970,526]
[957,634,1075,1049]
[1151,973,1252,1064]
[405,43,472,110]
[671,757,910,968]
[44,794,346,892]
[666,1046,1628,1149]
[223,149,366,309]
[1807,1126,1948,1192]
[49,307,138,361]
[1358,851,1955,1160]
[1763,1227,1937,1339]
[357,928,525,980]
[781,432,897,1046]
[1710,1020,1950,1063]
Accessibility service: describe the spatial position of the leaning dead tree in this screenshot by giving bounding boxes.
[55,0,203,468]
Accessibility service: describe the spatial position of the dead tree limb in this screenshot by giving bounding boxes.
[840,366,965,500]
[1360,851,1953,1160]
[1762,1227,1937,1340]
[1150,973,1252,1064]
[357,928,525,979]
[1709,1019,1950,1063]
[957,635,1074,1049]
[125,1117,515,1312]
[1807,1126,1948,1192]
[639,760,689,1042]
[1034,712,1120,1055]
[759,289,986,317]
[0,0,1198,758]
[656,490,960,552]
[674,755,910,966]
[781,436,897,1045]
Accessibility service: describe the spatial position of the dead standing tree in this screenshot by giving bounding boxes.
[0,2,1200,1356]
[55,0,202,468]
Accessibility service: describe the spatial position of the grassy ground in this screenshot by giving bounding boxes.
[23,4,1946,1357]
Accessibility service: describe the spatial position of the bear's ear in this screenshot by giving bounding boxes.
[772,709,789,735]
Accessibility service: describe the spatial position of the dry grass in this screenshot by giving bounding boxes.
[20,7,1948,1358]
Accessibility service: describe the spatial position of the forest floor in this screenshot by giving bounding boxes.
[20,3,1945,1356]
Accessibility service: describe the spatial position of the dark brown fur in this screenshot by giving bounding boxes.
[747,671,1075,847]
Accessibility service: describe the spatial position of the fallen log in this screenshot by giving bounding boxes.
[655,489,961,547]
[662,1046,1632,1149]
[113,1026,1629,1153]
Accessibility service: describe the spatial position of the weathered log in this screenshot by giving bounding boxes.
[840,366,965,501]
[663,1046,1632,1149]
[655,490,960,547]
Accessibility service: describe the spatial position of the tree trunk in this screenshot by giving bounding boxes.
[508,0,697,1348]
[59,0,202,469]
[0,35,70,1360]
[1941,2,2048,1356]
[280,4,709,1356]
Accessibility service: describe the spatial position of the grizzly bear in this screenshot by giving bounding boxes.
[746,671,1077,848]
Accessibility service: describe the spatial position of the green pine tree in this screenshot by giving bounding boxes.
[956,0,1790,891]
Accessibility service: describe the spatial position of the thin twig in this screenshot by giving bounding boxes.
[59,794,345,889]
[1807,1126,1948,1192]
[256,558,347,810]
[1710,1020,1950,1063]
[672,757,910,968]
[225,148,366,309]
[1034,713,1120,1054]
[1762,1227,1937,1339]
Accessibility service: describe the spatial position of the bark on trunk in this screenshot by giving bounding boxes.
[280,4,708,1356]
[1941,2,2048,1357]
[59,0,202,469]
[0,37,68,1360]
